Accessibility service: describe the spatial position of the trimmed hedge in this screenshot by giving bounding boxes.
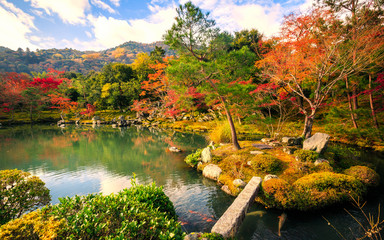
[0,182,184,240]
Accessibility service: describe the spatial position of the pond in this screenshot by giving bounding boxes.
[0,124,383,239]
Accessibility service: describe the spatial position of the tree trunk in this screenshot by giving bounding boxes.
[369,74,379,129]
[345,77,358,129]
[221,96,241,150]
[302,115,314,139]
[206,78,241,150]
[29,105,33,123]
[352,85,359,110]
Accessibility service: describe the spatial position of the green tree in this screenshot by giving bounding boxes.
[0,169,51,225]
[164,2,259,149]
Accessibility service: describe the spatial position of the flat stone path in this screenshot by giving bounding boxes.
[211,176,262,238]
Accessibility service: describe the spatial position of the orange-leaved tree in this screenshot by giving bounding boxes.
[256,7,382,138]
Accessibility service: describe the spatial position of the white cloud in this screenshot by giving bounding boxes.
[179,0,283,37]
[109,0,120,7]
[86,5,177,49]
[0,1,38,50]
[90,0,116,14]
[28,0,90,25]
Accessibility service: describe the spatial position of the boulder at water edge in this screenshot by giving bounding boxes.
[303,132,330,154]
[201,147,212,163]
[203,164,222,181]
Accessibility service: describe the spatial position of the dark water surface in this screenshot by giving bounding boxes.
[0,124,383,239]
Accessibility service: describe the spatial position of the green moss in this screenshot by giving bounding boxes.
[344,166,380,188]
[250,155,283,174]
[185,148,203,167]
[292,172,366,211]
[294,149,319,163]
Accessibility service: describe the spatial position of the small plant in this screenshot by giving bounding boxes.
[250,155,283,174]
[0,169,51,225]
[185,148,203,167]
[324,197,384,240]
[209,121,232,144]
[294,149,319,163]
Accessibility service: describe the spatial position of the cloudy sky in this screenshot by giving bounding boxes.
[0,0,314,51]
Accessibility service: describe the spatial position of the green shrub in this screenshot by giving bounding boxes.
[209,122,232,144]
[0,169,51,225]
[292,172,366,211]
[261,178,293,209]
[294,149,319,163]
[344,166,380,188]
[199,232,225,239]
[0,209,65,240]
[250,155,283,174]
[185,148,203,167]
[43,182,184,239]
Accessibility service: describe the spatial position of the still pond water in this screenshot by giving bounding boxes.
[0,124,383,239]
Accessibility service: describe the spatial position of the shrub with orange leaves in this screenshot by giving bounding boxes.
[344,166,380,188]
[261,178,293,209]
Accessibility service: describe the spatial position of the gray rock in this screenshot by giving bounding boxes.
[247,161,252,166]
[263,174,278,181]
[92,116,100,121]
[203,164,222,181]
[303,133,330,154]
[314,158,329,166]
[283,147,296,155]
[169,147,181,152]
[281,137,297,146]
[252,144,273,149]
[112,124,117,128]
[201,147,212,163]
[250,151,264,155]
[261,138,272,143]
[209,141,216,150]
[233,179,246,188]
[221,185,233,195]
[269,141,281,147]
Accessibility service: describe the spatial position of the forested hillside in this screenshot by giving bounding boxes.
[0,41,174,74]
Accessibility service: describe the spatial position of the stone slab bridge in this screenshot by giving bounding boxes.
[211,176,262,238]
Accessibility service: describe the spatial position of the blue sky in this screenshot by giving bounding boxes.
[0,0,314,51]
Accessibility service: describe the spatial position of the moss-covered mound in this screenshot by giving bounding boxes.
[186,140,381,211]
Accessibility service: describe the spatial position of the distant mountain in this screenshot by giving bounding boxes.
[0,41,174,75]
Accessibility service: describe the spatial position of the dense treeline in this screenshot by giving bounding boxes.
[0,1,383,148]
[0,41,174,74]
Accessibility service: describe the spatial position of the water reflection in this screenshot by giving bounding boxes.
[0,124,233,233]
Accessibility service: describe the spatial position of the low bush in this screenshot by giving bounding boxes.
[294,149,319,163]
[344,166,380,188]
[45,182,183,239]
[0,181,184,239]
[250,155,283,174]
[185,148,203,167]
[0,210,65,240]
[261,178,293,209]
[209,122,232,144]
[292,172,366,211]
[0,169,51,225]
